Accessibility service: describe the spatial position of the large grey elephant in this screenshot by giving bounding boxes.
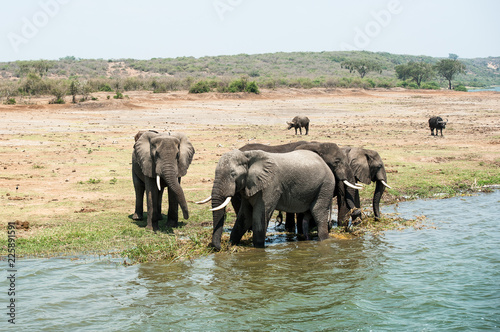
[206,149,336,249]
[341,146,391,221]
[237,141,362,231]
[132,131,195,231]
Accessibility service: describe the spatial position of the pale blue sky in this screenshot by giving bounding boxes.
[1,0,499,62]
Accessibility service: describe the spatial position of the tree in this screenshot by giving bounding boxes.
[340,59,382,78]
[395,61,435,88]
[435,59,466,89]
[69,79,80,103]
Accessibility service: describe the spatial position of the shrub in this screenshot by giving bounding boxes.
[113,90,124,99]
[228,79,246,92]
[99,83,113,92]
[189,80,211,93]
[454,84,468,92]
[421,82,440,90]
[245,81,260,94]
[5,98,16,105]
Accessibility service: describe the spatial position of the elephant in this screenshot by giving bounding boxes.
[429,116,447,136]
[237,141,362,231]
[132,131,195,231]
[340,146,391,221]
[287,116,310,135]
[206,149,336,249]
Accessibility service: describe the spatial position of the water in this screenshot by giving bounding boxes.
[3,191,500,331]
[469,86,500,92]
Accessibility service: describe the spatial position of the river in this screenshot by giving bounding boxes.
[3,190,500,331]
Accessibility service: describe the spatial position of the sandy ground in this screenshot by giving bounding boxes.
[1,88,499,229]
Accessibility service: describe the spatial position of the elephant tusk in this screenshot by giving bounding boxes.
[344,180,364,190]
[195,196,212,204]
[156,175,162,191]
[381,180,392,189]
[210,197,232,211]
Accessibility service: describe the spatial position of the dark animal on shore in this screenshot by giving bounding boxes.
[429,116,448,137]
[287,116,310,135]
[132,131,195,231]
[341,146,391,221]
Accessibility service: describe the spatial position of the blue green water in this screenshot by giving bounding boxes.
[3,190,500,331]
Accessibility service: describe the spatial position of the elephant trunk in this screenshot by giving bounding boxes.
[210,182,230,250]
[160,165,189,219]
[373,180,386,220]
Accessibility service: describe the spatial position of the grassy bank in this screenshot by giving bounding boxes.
[1,90,499,263]
[2,128,498,263]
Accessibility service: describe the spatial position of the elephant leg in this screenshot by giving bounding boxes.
[310,199,332,242]
[145,180,160,231]
[300,212,311,240]
[167,186,179,227]
[132,172,145,220]
[230,200,252,245]
[285,212,295,232]
[251,199,269,248]
[336,182,349,227]
[305,124,309,135]
[299,127,302,135]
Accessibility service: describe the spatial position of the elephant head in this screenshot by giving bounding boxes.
[134,131,194,220]
[209,149,276,249]
[342,147,391,220]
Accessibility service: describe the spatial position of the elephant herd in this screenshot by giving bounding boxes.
[131,130,391,249]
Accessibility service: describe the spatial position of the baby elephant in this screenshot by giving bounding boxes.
[429,116,447,136]
[287,115,310,135]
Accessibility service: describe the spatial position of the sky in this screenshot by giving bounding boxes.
[1,0,499,62]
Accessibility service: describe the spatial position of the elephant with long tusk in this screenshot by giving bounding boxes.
[205,149,336,249]
[132,131,195,231]
[341,146,391,221]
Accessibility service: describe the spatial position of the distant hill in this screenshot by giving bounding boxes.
[1,51,499,90]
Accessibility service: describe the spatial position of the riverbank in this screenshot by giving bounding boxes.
[1,88,499,262]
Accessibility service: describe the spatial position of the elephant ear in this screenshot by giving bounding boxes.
[134,131,157,178]
[365,149,387,182]
[243,150,277,197]
[171,132,195,177]
[349,148,371,185]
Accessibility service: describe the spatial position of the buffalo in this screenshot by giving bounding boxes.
[429,116,447,136]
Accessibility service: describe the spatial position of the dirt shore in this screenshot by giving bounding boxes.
[1,88,499,256]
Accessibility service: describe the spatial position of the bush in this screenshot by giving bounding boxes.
[113,90,124,99]
[99,83,113,92]
[421,82,440,90]
[454,84,468,92]
[245,81,260,94]
[189,80,211,93]
[228,79,246,92]
[5,98,16,105]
